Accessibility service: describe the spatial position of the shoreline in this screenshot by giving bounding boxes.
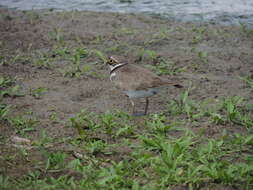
[1,6,253,27]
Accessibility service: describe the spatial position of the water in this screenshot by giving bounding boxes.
[0,0,253,25]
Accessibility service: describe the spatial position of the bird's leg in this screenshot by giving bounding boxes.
[130,99,135,115]
[130,99,144,116]
[130,98,148,116]
[144,98,149,115]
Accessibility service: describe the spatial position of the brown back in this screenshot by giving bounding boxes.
[112,64,180,91]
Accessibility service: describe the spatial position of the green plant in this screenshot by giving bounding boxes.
[63,47,92,78]
[90,49,107,63]
[118,27,137,35]
[64,64,91,78]
[74,47,89,58]
[145,58,186,75]
[138,48,160,62]
[33,52,51,68]
[44,151,67,170]
[49,112,61,123]
[220,96,253,127]
[11,54,31,65]
[197,51,208,64]
[91,35,103,44]
[85,140,107,155]
[154,27,171,40]
[106,42,129,54]
[9,115,38,135]
[0,56,5,65]
[0,76,24,98]
[48,27,65,45]
[210,112,225,124]
[33,129,53,148]
[0,175,11,190]
[0,103,11,121]
[167,85,198,119]
[145,50,158,62]
[53,45,71,57]
[100,112,117,135]
[145,114,172,135]
[19,147,29,160]
[115,124,134,137]
[239,22,253,37]
[240,76,253,89]
[68,159,83,172]
[25,10,40,24]
[30,87,48,99]
[191,26,206,44]
[69,110,97,139]
[145,27,171,45]
[0,85,24,98]
[0,76,15,88]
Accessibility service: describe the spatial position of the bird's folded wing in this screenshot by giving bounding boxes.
[114,64,182,91]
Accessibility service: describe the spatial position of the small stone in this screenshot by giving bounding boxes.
[11,136,31,145]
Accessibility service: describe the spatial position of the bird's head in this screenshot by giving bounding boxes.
[107,56,120,66]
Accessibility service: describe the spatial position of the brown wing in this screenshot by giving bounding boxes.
[113,64,181,91]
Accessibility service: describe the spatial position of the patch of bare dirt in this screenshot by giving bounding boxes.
[0,8,252,188]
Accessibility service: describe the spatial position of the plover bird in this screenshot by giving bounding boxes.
[107,56,182,116]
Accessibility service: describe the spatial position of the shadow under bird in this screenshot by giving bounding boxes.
[107,56,182,116]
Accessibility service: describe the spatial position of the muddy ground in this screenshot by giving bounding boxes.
[0,8,252,189]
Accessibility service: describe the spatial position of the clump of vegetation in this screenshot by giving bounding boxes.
[138,48,158,62]
[0,103,10,122]
[9,113,38,135]
[240,76,253,89]
[191,25,206,44]
[29,87,48,99]
[167,87,253,127]
[239,22,253,37]
[0,76,24,98]
[145,58,186,75]
[1,110,253,189]
[197,51,208,64]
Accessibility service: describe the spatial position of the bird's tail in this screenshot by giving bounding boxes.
[173,84,183,88]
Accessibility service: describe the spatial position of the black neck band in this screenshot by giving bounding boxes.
[110,63,128,74]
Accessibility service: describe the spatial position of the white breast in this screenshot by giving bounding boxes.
[110,72,116,81]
